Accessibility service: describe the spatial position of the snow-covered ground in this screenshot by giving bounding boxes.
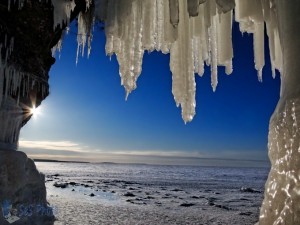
[36,162,268,225]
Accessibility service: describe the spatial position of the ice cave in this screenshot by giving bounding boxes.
[0,0,299,224]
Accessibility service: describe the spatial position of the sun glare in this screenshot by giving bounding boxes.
[30,106,41,116]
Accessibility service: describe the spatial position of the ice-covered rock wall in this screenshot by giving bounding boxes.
[258,1,300,224]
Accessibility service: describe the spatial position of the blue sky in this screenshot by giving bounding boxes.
[19,22,280,166]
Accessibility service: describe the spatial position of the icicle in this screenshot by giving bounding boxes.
[94,0,108,21]
[217,10,233,75]
[187,0,200,17]
[142,0,157,52]
[210,13,218,92]
[170,0,195,123]
[254,22,265,82]
[51,0,76,29]
[76,10,94,64]
[163,0,178,44]
[169,0,179,27]
[215,0,235,13]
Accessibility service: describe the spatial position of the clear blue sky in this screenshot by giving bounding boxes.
[19,22,280,166]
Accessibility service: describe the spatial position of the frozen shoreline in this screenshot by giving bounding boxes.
[36,162,267,225]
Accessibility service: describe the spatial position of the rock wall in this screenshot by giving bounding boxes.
[0,1,87,224]
[0,150,54,224]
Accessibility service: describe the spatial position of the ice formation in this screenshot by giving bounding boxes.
[91,0,281,122]
[1,0,300,224]
[4,0,282,123]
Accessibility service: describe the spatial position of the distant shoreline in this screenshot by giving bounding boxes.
[33,159,90,164]
[33,158,270,168]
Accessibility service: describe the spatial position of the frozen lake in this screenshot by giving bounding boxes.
[36,162,269,225]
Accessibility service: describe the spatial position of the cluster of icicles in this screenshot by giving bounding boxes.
[6,0,283,123]
[0,35,48,108]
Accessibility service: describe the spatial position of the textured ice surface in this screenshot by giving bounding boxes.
[37,162,268,225]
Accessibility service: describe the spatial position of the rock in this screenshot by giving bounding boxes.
[171,188,183,192]
[240,187,261,193]
[0,150,55,225]
[180,203,195,207]
[69,182,77,185]
[53,182,68,188]
[124,192,135,197]
[191,196,200,199]
[239,212,253,216]
[89,193,95,197]
[72,189,75,192]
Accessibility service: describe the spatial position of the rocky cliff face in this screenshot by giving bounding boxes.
[0,150,54,225]
[0,1,86,224]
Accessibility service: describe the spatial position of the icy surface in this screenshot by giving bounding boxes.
[37,162,268,225]
[258,1,300,224]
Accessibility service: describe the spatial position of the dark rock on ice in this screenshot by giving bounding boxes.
[240,187,261,193]
[239,212,253,216]
[191,196,200,199]
[240,197,251,201]
[89,193,95,197]
[124,192,135,197]
[180,203,195,207]
[126,199,134,204]
[53,182,68,188]
[171,188,183,192]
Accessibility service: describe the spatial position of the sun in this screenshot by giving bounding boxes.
[30,106,41,116]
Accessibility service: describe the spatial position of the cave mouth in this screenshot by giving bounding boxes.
[1,1,300,225]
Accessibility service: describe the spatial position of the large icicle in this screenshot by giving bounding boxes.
[235,0,266,81]
[51,0,76,29]
[76,9,94,64]
[170,0,195,123]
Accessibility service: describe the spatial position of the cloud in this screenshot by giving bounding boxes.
[19,140,89,152]
[19,139,269,167]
